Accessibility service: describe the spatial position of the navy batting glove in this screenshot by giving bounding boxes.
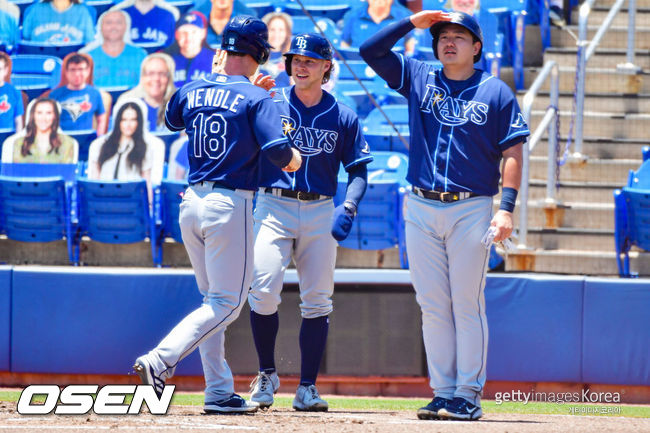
[331,204,355,241]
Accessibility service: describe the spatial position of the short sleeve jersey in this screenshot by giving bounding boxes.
[391,56,530,196]
[165,73,289,189]
[22,2,95,44]
[123,5,175,47]
[259,86,373,197]
[87,44,148,88]
[0,83,24,130]
[49,85,105,131]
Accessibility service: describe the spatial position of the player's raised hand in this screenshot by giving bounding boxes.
[490,210,514,242]
[252,72,276,96]
[410,10,452,29]
[212,49,227,74]
[282,148,302,172]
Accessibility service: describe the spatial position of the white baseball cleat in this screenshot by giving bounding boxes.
[249,371,280,408]
[292,384,328,412]
[133,356,165,398]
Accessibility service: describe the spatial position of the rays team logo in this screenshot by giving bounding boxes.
[295,36,308,50]
[60,95,93,122]
[0,95,10,113]
[281,115,338,156]
[420,84,489,127]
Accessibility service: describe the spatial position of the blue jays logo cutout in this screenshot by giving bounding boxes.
[60,95,92,122]
[0,95,10,113]
[420,84,488,127]
[281,115,338,156]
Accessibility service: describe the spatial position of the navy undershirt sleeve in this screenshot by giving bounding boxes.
[359,17,415,90]
[344,163,368,209]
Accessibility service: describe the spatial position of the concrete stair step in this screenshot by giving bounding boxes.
[596,0,650,8]
[531,137,648,159]
[528,155,639,183]
[528,179,619,202]
[524,227,614,250]
[504,249,650,275]
[517,92,650,114]
[551,26,650,50]
[571,7,650,27]
[529,109,650,139]
[496,200,615,230]
[544,47,650,69]
[529,67,650,94]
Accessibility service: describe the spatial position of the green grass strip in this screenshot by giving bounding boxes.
[2,391,648,418]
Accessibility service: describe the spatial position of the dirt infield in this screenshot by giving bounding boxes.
[1,400,649,433]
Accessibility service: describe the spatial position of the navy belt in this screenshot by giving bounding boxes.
[264,187,325,201]
[413,187,478,202]
[192,181,236,191]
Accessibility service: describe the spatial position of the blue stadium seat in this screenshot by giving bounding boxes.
[0,162,78,183]
[70,179,153,265]
[337,60,378,82]
[8,0,34,22]
[17,40,85,59]
[86,0,115,17]
[334,151,409,268]
[0,176,73,258]
[478,10,504,78]
[290,16,340,46]
[613,147,650,277]
[152,179,188,266]
[10,54,62,100]
[99,85,130,106]
[362,105,409,153]
[152,130,181,162]
[280,0,352,22]
[65,129,97,162]
[241,0,274,16]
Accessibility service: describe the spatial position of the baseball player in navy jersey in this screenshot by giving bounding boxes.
[361,11,529,421]
[133,15,301,414]
[247,33,373,412]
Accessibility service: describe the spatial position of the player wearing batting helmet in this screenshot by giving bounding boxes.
[133,15,301,415]
[361,11,529,421]
[247,33,373,412]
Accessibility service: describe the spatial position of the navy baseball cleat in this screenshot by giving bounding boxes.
[437,397,483,420]
[204,394,259,414]
[416,397,451,420]
[133,356,165,398]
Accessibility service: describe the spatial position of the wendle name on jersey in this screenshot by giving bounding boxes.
[186,87,245,113]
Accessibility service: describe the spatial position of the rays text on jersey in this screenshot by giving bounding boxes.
[281,115,338,156]
[420,84,488,126]
[186,88,244,113]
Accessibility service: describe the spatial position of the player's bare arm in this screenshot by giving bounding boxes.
[409,10,452,29]
[282,147,302,172]
[212,48,227,73]
[491,142,523,242]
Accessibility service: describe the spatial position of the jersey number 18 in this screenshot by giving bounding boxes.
[192,113,227,160]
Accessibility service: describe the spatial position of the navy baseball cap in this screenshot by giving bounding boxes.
[176,11,207,31]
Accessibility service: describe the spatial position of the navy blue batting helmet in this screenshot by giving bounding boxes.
[284,33,333,82]
[221,15,271,64]
[429,12,483,64]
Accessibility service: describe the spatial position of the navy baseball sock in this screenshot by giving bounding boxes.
[250,310,279,372]
[299,316,329,386]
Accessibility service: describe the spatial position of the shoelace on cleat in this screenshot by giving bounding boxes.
[249,374,269,393]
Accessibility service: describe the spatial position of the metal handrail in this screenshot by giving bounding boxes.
[574,0,638,156]
[519,61,560,249]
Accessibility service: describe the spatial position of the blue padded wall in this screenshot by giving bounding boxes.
[582,278,650,385]
[11,268,203,375]
[0,266,11,371]
[485,275,584,382]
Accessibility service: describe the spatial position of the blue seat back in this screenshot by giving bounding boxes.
[337,61,378,82]
[159,180,187,243]
[622,187,650,251]
[281,0,352,22]
[65,130,97,162]
[290,16,340,46]
[76,179,150,244]
[152,130,181,162]
[364,104,409,128]
[17,41,84,59]
[0,163,78,183]
[86,0,115,16]
[10,55,62,99]
[0,176,68,242]
[168,0,195,13]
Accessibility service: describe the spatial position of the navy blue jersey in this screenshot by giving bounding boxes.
[361,18,530,196]
[165,74,292,189]
[394,62,529,195]
[259,86,373,197]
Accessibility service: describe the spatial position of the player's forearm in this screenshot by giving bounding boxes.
[360,17,413,87]
[343,163,368,210]
[501,143,523,190]
[263,140,297,169]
